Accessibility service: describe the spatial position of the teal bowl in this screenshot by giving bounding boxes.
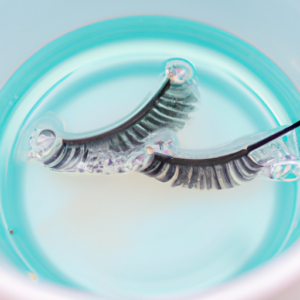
[1,16,300,300]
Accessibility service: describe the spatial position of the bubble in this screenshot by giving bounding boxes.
[30,130,56,154]
[165,59,194,84]
[271,158,300,182]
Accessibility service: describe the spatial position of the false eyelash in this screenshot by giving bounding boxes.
[142,120,300,190]
[65,78,200,150]
[42,72,200,171]
[141,154,262,190]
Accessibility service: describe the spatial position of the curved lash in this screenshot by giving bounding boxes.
[141,120,300,190]
[34,60,200,172]
[64,78,200,150]
[141,154,262,190]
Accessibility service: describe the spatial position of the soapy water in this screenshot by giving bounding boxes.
[1,17,300,299]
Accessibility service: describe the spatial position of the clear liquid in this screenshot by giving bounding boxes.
[1,17,300,299]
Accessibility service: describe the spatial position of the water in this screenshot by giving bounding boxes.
[1,16,300,299]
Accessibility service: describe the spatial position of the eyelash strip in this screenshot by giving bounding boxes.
[66,82,199,146]
[141,151,262,190]
[30,60,200,172]
[141,121,300,190]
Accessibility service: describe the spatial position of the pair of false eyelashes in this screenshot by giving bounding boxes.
[30,59,300,190]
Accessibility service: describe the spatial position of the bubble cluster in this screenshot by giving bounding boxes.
[165,59,194,84]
